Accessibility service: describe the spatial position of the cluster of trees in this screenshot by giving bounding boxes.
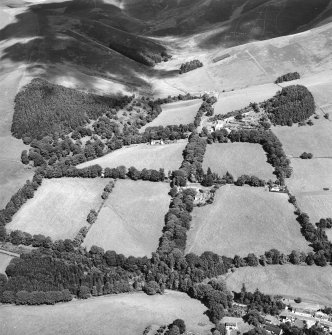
[1,289,72,305]
[158,187,196,253]
[262,85,315,126]
[12,78,132,139]
[202,128,228,144]
[179,60,203,74]
[194,98,217,127]
[101,180,115,199]
[167,319,186,335]
[175,133,207,185]
[280,322,326,335]
[234,285,285,316]
[21,136,108,167]
[73,226,89,247]
[227,129,292,182]
[316,218,332,229]
[43,164,103,179]
[295,212,332,266]
[0,172,43,233]
[235,175,265,187]
[103,166,166,182]
[275,72,300,84]
[188,279,233,324]
[5,230,52,248]
[300,152,313,159]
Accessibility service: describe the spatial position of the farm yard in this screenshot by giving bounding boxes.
[77,140,187,174]
[140,99,202,130]
[272,118,332,157]
[83,180,170,257]
[225,265,332,306]
[6,178,107,240]
[0,251,14,274]
[186,185,310,257]
[213,83,279,115]
[203,143,274,180]
[0,291,212,335]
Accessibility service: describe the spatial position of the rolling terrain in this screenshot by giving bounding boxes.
[1,0,332,334]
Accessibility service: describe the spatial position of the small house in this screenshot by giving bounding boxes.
[225,322,238,331]
[150,139,164,145]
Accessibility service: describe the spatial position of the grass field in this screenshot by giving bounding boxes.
[7,178,108,240]
[296,193,332,224]
[225,265,332,305]
[83,180,170,257]
[285,159,332,223]
[0,291,212,335]
[287,159,332,194]
[203,143,274,180]
[214,83,279,115]
[0,68,34,208]
[0,252,14,274]
[140,99,202,131]
[77,140,187,173]
[272,118,332,157]
[186,185,310,257]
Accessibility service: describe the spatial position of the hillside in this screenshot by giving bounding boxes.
[1,0,332,332]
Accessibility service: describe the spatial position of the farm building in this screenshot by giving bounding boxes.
[150,139,164,145]
[225,322,238,331]
[269,185,287,193]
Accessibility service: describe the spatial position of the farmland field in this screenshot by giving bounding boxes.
[287,159,332,194]
[7,178,108,240]
[213,83,279,115]
[140,99,202,131]
[225,265,332,305]
[0,291,212,335]
[77,140,187,173]
[275,119,332,221]
[272,118,332,157]
[203,143,274,180]
[0,252,14,274]
[295,193,332,224]
[83,180,170,257]
[186,185,310,257]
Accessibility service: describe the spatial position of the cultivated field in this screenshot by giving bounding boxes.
[83,180,170,257]
[272,118,332,157]
[203,143,274,180]
[7,178,108,240]
[77,140,187,173]
[186,185,310,257]
[225,265,332,305]
[140,99,202,131]
[0,291,212,335]
[0,252,14,274]
[213,83,279,115]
